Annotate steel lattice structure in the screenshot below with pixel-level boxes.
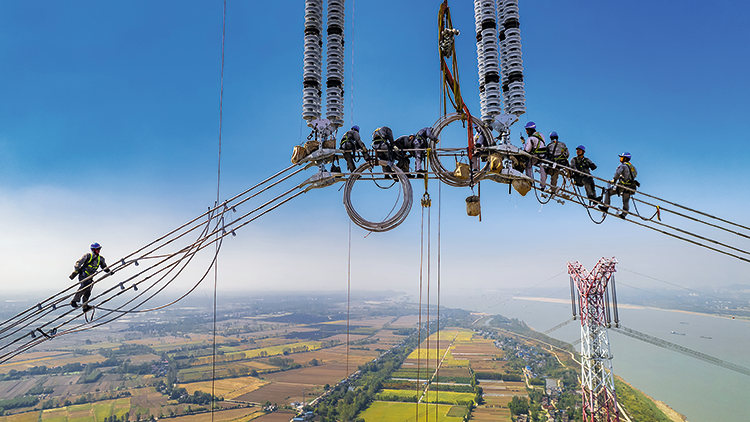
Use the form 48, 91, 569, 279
568, 257, 620, 422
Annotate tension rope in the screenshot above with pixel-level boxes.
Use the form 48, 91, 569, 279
210, 0, 228, 418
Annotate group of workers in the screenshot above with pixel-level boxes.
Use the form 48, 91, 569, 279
522, 121, 639, 218
66, 122, 637, 313
338, 125, 437, 177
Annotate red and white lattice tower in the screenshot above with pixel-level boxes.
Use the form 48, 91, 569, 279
568, 257, 620, 422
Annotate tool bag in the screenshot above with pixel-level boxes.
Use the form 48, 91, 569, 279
454, 157, 471, 179
465, 195, 481, 217
322, 138, 336, 149
512, 179, 532, 196
291, 145, 308, 164
488, 153, 503, 173
304, 140, 320, 155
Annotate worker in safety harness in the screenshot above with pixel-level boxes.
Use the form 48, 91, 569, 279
393, 134, 416, 176
570, 145, 601, 204
414, 127, 436, 175
546, 131, 570, 193
520, 121, 547, 190
340, 125, 371, 172
599, 152, 639, 218
69, 242, 112, 312
371, 126, 395, 177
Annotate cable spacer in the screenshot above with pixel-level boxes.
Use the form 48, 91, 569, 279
133, 284, 138, 291
119, 282, 125, 291
37, 303, 42, 311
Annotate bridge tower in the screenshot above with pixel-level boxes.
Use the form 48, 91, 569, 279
568, 257, 620, 422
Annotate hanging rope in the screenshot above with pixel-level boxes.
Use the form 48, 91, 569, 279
435, 181, 441, 422
415, 197, 426, 420
211, 1, 227, 418
346, 219, 352, 378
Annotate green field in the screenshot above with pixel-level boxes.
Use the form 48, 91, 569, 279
376, 389, 418, 402
359, 401, 463, 422
422, 390, 475, 405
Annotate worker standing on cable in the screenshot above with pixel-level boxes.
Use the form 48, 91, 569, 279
546, 131, 570, 193
69, 243, 112, 312
521, 121, 547, 190
339, 125, 370, 172
414, 127, 436, 175
570, 145, 600, 204
372, 126, 395, 177
599, 152, 639, 218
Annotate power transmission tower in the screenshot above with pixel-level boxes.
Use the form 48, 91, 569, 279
568, 257, 620, 422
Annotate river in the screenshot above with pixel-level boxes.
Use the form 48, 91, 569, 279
443, 292, 750, 422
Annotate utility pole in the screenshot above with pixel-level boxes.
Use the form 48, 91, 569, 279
568, 257, 620, 422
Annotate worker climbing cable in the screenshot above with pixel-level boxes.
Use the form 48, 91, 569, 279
69, 243, 112, 312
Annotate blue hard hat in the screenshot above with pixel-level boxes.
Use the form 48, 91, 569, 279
576, 145, 586, 152
351, 125, 360, 132
91, 242, 102, 250
619, 152, 631, 159
549, 131, 558, 139
524, 121, 536, 129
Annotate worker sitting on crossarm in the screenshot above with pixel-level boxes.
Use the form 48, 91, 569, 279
372, 126, 395, 177
339, 125, 371, 172
393, 134, 416, 175
69, 242, 112, 312
414, 127, 436, 174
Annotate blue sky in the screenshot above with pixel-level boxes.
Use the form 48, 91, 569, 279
1, 0, 749, 299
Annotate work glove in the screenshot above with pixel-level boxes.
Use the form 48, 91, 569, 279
69, 272, 77, 280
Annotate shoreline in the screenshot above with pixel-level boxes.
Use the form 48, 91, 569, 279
512, 296, 749, 321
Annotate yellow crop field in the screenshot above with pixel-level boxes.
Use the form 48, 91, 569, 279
192, 341, 322, 366
359, 401, 462, 422
0, 412, 40, 422
178, 376, 268, 399
407, 347, 447, 361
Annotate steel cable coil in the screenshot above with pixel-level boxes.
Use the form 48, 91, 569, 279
343, 160, 413, 232
428, 112, 493, 187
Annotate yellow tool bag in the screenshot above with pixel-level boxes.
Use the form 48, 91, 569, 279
291, 145, 307, 164
488, 153, 503, 173
454, 161, 471, 179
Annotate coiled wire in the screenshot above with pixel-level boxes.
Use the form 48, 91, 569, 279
343, 159, 413, 232
428, 112, 493, 187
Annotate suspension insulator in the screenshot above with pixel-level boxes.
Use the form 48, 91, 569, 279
474, 0, 488, 120
326, 0, 346, 128
479, 0, 501, 120
498, 0, 525, 116
303, 0, 324, 123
